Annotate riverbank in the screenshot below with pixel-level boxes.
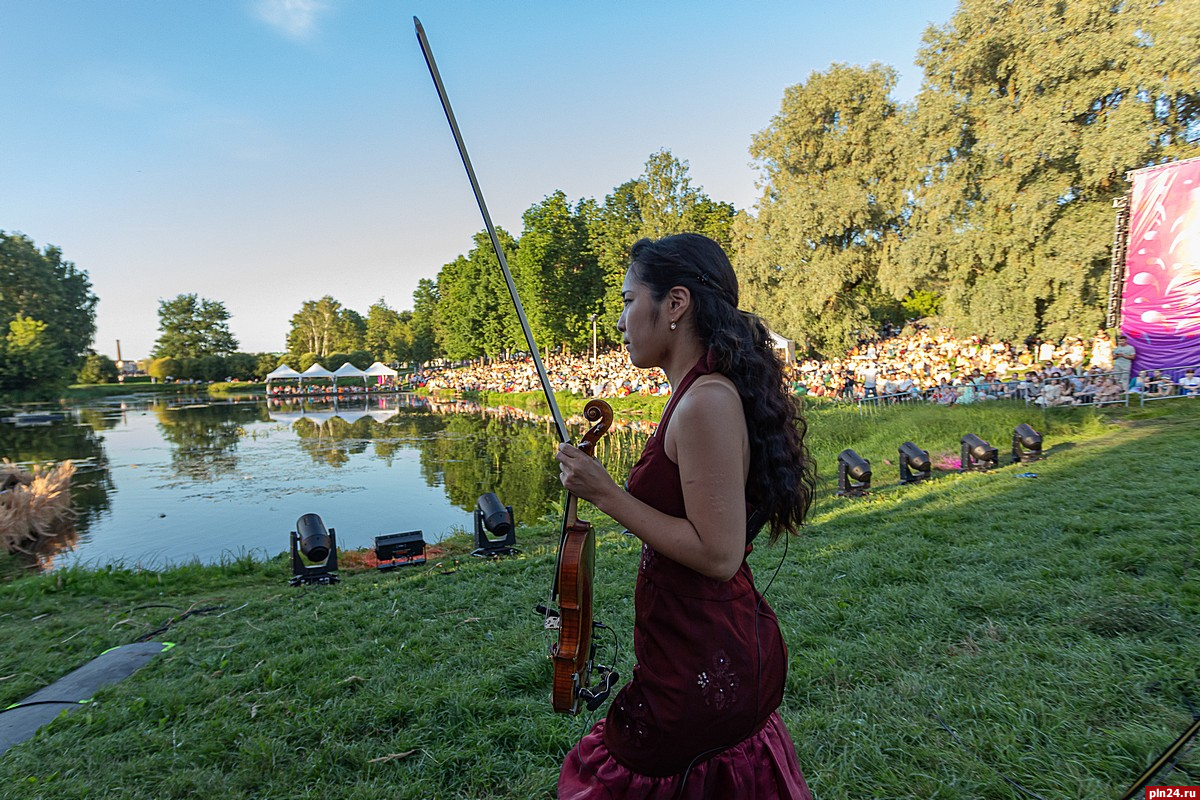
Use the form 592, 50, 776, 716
2, 400, 1197, 797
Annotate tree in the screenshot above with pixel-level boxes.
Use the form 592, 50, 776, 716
365, 300, 408, 363
589, 152, 736, 343
738, 63, 906, 355
256, 353, 284, 379
152, 294, 238, 358
434, 230, 522, 360
409, 279, 439, 366
77, 353, 119, 384
147, 357, 178, 382
892, 0, 1200, 341
0, 232, 98, 392
512, 191, 604, 353
286, 296, 361, 358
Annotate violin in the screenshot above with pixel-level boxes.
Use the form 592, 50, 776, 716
549, 399, 614, 714
415, 18, 618, 716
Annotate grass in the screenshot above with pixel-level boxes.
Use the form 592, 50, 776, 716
0, 400, 1198, 798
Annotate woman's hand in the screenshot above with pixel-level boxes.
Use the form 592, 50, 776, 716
556, 442, 620, 505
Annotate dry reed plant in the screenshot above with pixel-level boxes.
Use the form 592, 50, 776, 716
0, 459, 77, 556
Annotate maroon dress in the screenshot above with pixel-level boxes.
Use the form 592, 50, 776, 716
559, 354, 812, 799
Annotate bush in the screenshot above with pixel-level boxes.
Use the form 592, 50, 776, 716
76, 353, 118, 384
147, 357, 178, 382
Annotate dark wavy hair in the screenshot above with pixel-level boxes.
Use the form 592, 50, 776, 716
629, 233, 816, 542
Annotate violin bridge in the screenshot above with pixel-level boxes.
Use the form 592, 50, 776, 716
544, 615, 561, 631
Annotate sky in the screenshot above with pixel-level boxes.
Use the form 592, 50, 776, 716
1, 0, 960, 360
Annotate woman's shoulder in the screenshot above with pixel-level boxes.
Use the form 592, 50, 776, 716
671, 374, 744, 428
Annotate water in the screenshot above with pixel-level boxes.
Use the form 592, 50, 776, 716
0, 393, 650, 570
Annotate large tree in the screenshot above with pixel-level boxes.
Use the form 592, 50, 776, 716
409, 278, 439, 366
153, 294, 238, 358
589, 151, 736, 343
892, 0, 1200, 341
738, 63, 906, 356
434, 230, 522, 360
286, 296, 363, 359
512, 191, 604, 354
0, 232, 97, 392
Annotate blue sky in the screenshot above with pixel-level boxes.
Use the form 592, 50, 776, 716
0, 0, 959, 360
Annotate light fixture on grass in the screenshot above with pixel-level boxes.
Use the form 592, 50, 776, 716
837, 449, 871, 497
960, 434, 998, 472
1011, 423, 1044, 464
375, 531, 427, 571
473, 492, 519, 557
898, 441, 932, 485
289, 513, 339, 585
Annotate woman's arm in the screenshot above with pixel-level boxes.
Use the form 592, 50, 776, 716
556, 377, 750, 581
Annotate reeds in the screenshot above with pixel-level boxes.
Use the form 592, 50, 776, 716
0, 459, 77, 559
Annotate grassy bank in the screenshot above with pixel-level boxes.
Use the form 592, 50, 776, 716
1, 401, 1197, 798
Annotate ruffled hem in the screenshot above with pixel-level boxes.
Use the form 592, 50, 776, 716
558, 712, 811, 799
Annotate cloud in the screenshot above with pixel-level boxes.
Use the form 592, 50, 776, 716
253, 0, 330, 41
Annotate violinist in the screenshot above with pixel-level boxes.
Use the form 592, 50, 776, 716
556, 234, 816, 799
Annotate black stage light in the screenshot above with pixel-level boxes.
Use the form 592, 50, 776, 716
375, 531, 426, 570
898, 441, 932, 485
473, 492, 519, 557
1012, 423, 1044, 464
960, 434, 998, 472
837, 449, 871, 497
289, 513, 339, 585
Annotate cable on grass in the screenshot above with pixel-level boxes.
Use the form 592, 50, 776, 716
930, 707, 1053, 800
0, 699, 92, 715
134, 603, 224, 643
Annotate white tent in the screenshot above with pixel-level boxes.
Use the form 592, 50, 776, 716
363, 361, 399, 391
301, 363, 335, 379
768, 330, 795, 363
332, 362, 367, 384
363, 361, 398, 377
264, 364, 302, 383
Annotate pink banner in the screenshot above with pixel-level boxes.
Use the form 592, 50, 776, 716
1121, 157, 1200, 371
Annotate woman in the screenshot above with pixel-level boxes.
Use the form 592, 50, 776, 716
556, 234, 816, 799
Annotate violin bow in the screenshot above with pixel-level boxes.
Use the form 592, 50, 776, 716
413, 16, 568, 445
414, 17, 616, 714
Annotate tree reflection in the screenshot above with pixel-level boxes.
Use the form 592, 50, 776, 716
153, 400, 266, 482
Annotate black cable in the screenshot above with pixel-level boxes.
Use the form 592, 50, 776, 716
134, 604, 223, 642
1, 699, 91, 714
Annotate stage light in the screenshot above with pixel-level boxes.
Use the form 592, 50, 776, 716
375, 531, 426, 570
837, 449, 871, 497
960, 434, 998, 472
473, 492, 519, 557
898, 441, 931, 484
1011, 423, 1044, 464
289, 513, 339, 585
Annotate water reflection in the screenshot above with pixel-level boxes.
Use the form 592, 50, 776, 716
154, 401, 267, 481
0, 393, 654, 569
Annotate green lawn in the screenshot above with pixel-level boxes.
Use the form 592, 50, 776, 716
1, 400, 1197, 798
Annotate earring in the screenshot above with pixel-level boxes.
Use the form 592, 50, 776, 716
670, 321, 677, 331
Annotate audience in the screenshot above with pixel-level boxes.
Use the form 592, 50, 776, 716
393, 322, 1198, 411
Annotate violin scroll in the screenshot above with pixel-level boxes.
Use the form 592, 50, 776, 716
577, 399, 613, 456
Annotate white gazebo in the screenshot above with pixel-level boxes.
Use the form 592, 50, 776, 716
768, 330, 796, 363
264, 364, 302, 385
332, 362, 367, 388
363, 361, 399, 390
300, 363, 335, 391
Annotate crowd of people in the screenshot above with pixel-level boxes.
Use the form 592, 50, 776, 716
416, 348, 671, 398
408, 324, 1200, 409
